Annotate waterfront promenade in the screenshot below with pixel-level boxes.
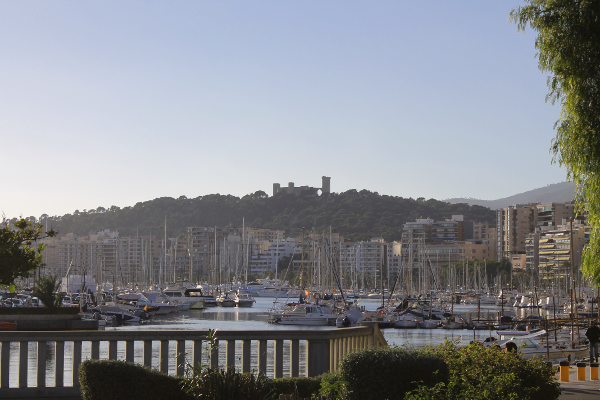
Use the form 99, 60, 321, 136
558, 366, 600, 399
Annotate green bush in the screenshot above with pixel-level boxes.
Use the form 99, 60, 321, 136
79, 359, 192, 400
405, 340, 561, 400
318, 371, 348, 400
182, 366, 275, 400
269, 376, 322, 398
339, 347, 449, 400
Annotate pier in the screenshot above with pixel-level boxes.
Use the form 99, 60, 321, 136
0, 325, 386, 399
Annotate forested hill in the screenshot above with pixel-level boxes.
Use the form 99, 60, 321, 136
43, 190, 496, 242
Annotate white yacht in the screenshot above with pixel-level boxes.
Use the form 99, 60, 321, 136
496, 330, 587, 361
163, 288, 206, 310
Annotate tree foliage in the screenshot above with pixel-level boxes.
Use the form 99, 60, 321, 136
0, 218, 57, 287
39, 190, 495, 243
510, 1, 600, 283
406, 340, 561, 400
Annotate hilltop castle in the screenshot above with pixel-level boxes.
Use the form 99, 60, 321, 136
273, 176, 330, 196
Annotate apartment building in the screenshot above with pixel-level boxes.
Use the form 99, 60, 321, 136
40, 230, 151, 288
496, 203, 538, 260
537, 220, 587, 280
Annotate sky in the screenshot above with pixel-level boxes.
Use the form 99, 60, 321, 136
0, 1, 566, 218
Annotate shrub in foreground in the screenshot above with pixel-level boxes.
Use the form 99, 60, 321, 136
318, 371, 349, 400
182, 366, 275, 400
339, 347, 449, 400
406, 340, 561, 400
269, 376, 322, 399
79, 359, 191, 400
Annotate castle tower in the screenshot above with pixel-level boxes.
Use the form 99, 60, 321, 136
273, 183, 281, 196
321, 176, 331, 194
287, 182, 295, 194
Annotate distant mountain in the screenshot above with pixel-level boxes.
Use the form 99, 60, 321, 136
444, 182, 576, 210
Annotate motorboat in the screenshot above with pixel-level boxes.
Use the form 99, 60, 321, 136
216, 292, 236, 307
277, 305, 337, 326
394, 314, 418, 329
246, 279, 292, 298
184, 288, 217, 307
359, 310, 395, 329
163, 288, 206, 310
138, 292, 180, 315
92, 304, 143, 325
336, 310, 365, 328
418, 319, 440, 329
442, 315, 467, 329
234, 290, 255, 307
496, 330, 587, 361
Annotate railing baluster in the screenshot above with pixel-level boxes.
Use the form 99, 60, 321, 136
241, 340, 251, 373
176, 340, 185, 376
125, 340, 134, 363
19, 341, 28, 388
306, 339, 330, 377
72, 341, 81, 388
192, 339, 202, 370
329, 339, 335, 371
55, 341, 65, 388
143, 340, 152, 367
290, 340, 299, 377
109, 341, 118, 360
1, 341, 9, 388
274, 339, 284, 378
332, 338, 338, 371
159, 340, 169, 373
37, 341, 46, 388
91, 341, 100, 360
210, 340, 219, 369
226, 340, 235, 370
258, 340, 267, 376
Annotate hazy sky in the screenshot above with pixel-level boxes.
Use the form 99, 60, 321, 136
1, 1, 566, 218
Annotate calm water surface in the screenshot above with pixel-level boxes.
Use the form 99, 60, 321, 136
110, 298, 507, 348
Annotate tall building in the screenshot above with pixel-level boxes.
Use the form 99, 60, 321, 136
537, 220, 587, 281
496, 204, 538, 260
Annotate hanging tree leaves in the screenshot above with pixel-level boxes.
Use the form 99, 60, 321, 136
510, 0, 600, 283
0, 218, 57, 287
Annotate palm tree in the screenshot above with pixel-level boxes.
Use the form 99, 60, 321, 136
32, 275, 63, 309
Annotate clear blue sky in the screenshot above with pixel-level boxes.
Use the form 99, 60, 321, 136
1, 1, 565, 218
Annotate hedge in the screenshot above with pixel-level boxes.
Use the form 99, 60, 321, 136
269, 376, 322, 398
339, 348, 449, 400
79, 359, 192, 400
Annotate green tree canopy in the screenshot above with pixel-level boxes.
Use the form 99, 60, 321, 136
510, 0, 600, 283
41, 190, 495, 243
0, 218, 57, 287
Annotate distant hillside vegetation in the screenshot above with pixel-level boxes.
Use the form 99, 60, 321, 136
444, 182, 576, 210
41, 190, 496, 242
